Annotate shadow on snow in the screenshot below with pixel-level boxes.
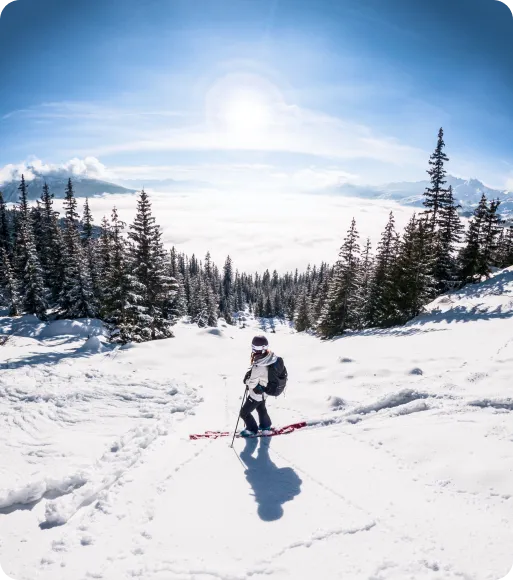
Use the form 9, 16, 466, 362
240, 437, 302, 522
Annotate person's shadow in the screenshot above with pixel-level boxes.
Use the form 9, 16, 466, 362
240, 437, 302, 521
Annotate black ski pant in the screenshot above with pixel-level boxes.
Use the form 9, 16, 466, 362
240, 396, 272, 433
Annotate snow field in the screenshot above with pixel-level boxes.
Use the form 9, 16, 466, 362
2, 269, 513, 578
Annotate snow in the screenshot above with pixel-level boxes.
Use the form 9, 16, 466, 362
2, 271, 513, 579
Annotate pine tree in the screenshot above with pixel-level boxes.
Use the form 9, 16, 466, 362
318, 218, 361, 337
81, 198, 100, 300
422, 128, 450, 230
18, 174, 29, 218
59, 179, 97, 318
355, 238, 373, 329
0, 191, 12, 257
294, 288, 312, 332
128, 190, 175, 340
169, 272, 188, 319
81, 198, 94, 241
221, 255, 234, 323
38, 183, 64, 301
22, 232, 49, 319
478, 198, 502, 278
103, 208, 143, 343
434, 185, 463, 291
97, 215, 112, 304
0, 248, 20, 316
392, 215, 436, 323
366, 212, 399, 327
496, 226, 513, 268
459, 194, 488, 285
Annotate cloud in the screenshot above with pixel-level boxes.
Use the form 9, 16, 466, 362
0, 156, 108, 185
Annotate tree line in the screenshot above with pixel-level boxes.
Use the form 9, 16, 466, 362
1, 128, 512, 342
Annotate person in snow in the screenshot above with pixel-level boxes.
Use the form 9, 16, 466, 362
239, 335, 287, 437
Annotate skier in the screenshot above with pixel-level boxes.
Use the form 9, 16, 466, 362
239, 335, 287, 437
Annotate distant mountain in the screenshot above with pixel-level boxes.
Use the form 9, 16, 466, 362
0, 174, 136, 202
329, 175, 513, 216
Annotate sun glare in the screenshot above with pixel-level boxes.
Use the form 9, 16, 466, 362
223, 91, 271, 134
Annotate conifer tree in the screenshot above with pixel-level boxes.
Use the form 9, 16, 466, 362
356, 238, 373, 329
318, 218, 361, 337
97, 215, 112, 303
38, 183, 64, 300
478, 198, 502, 278
221, 255, 234, 323
128, 190, 175, 340
58, 179, 97, 318
458, 194, 488, 285
102, 209, 138, 342
423, 128, 449, 230
434, 185, 463, 291
22, 232, 49, 319
392, 215, 436, 323
0, 191, 11, 257
294, 289, 312, 332
169, 273, 188, 319
0, 248, 20, 316
18, 174, 29, 218
496, 226, 513, 268
81, 198, 100, 299
366, 212, 399, 327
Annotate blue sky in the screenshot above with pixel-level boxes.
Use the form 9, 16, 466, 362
1, 0, 513, 189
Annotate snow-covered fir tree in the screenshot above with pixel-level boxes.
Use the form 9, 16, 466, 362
38, 183, 64, 301
81, 198, 101, 300
0, 248, 20, 316
102, 208, 143, 343
0, 191, 12, 258
318, 218, 361, 338
294, 288, 312, 332
433, 185, 463, 292
391, 214, 436, 323
477, 198, 502, 279
356, 237, 373, 329
128, 189, 176, 340
458, 194, 488, 285
58, 179, 97, 318
366, 212, 399, 327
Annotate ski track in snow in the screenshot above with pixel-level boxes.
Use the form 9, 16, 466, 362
3, 271, 513, 579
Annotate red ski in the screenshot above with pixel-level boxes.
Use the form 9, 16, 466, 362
189, 421, 308, 440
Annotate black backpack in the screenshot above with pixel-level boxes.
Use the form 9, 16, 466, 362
265, 357, 288, 397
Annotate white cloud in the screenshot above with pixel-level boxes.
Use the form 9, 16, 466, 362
0, 156, 108, 185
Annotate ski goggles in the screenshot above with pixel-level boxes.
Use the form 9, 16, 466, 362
251, 344, 268, 353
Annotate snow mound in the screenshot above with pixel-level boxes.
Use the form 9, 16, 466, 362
353, 389, 430, 415
0, 473, 87, 510
38, 318, 106, 340
327, 396, 346, 410
76, 336, 108, 354
201, 327, 224, 338
468, 398, 513, 411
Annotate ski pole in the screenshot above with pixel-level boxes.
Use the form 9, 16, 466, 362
230, 386, 249, 448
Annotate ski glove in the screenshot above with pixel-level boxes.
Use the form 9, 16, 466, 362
243, 370, 251, 385
253, 384, 265, 394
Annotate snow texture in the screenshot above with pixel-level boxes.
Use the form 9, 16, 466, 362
2, 269, 513, 579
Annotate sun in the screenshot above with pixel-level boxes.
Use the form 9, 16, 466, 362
222, 90, 271, 134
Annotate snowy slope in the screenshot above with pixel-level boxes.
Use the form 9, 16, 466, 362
2, 272, 513, 579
